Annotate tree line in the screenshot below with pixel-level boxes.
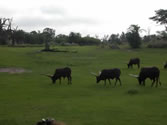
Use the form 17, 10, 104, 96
0, 9, 167, 49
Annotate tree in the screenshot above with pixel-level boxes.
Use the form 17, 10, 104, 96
156, 31, 167, 40
126, 25, 141, 48
54, 34, 68, 44
149, 9, 167, 31
68, 32, 81, 44
43, 28, 55, 50
120, 32, 127, 43
108, 34, 120, 44
101, 35, 109, 43
13, 30, 25, 44
0, 18, 12, 44
80, 36, 101, 45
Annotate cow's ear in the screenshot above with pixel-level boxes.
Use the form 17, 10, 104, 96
40, 74, 52, 78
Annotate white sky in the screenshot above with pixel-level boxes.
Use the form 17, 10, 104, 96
0, 0, 167, 37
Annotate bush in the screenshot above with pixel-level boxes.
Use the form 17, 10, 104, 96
99, 43, 120, 49
147, 41, 167, 48
108, 44, 120, 49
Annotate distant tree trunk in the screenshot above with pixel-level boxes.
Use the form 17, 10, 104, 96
43, 27, 55, 51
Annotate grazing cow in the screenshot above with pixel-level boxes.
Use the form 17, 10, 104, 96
129, 66, 161, 87
127, 58, 140, 69
36, 118, 66, 125
42, 67, 72, 84
164, 62, 167, 69
92, 68, 121, 86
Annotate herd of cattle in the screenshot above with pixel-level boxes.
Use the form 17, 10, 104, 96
42, 58, 167, 87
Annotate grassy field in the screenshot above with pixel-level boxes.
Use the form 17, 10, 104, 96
0, 46, 167, 125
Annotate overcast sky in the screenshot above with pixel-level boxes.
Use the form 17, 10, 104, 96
0, 0, 167, 37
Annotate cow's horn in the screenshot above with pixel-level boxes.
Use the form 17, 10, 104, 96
42, 118, 46, 121
40, 74, 52, 78
91, 72, 97, 76
129, 74, 139, 78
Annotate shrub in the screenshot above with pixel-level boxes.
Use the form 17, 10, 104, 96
108, 44, 120, 49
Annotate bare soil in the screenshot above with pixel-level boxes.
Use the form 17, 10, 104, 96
0, 67, 31, 74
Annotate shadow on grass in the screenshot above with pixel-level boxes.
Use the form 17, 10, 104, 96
127, 88, 139, 95
41, 48, 77, 53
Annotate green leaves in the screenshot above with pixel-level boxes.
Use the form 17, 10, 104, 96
126, 25, 141, 48
149, 9, 167, 26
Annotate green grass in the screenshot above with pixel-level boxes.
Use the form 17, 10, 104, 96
0, 46, 167, 125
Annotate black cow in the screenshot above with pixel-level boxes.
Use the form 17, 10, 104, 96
129, 66, 161, 87
164, 62, 167, 69
127, 58, 140, 69
92, 68, 121, 86
42, 67, 72, 84
36, 118, 65, 125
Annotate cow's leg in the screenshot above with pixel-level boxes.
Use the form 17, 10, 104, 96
67, 77, 69, 84
138, 63, 140, 69
155, 78, 159, 87
118, 77, 122, 86
143, 81, 145, 86
70, 76, 72, 84
159, 78, 161, 86
108, 79, 111, 85
59, 78, 61, 84
114, 79, 118, 86
104, 79, 106, 86
151, 79, 155, 87
68, 76, 72, 85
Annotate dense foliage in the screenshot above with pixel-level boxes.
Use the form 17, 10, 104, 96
126, 25, 141, 48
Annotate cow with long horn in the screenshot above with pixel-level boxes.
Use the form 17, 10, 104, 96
91, 68, 121, 86
41, 67, 72, 84
127, 58, 140, 69
129, 66, 161, 87
36, 118, 66, 125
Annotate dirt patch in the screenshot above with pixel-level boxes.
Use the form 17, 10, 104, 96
0, 67, 32, 74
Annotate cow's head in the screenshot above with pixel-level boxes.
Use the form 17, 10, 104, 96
127, 62, 132, 68
138, 77, 142, 85
91, 72, 100, 83
41, 74, 55, 84
96, 75, 101, 83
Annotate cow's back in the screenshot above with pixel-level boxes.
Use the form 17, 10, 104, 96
130, 58, 140, 64
140, 67, 160, 79
55, 67, 71, 77
100, 68, 121, 79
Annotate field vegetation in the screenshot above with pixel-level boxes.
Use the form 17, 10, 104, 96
0, 46, 167, 125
